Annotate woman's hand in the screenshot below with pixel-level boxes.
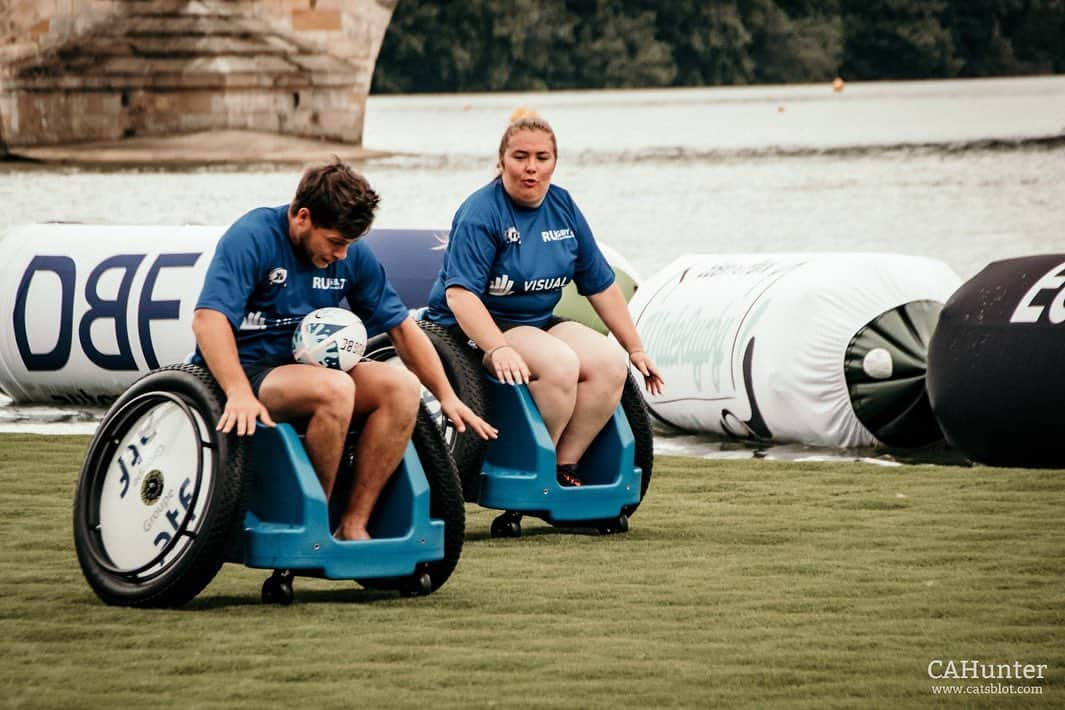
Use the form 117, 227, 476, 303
629, 350, 664, 396
483, 344, 531, 385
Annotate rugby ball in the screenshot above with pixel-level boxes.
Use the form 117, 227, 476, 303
292, 307, 367, 371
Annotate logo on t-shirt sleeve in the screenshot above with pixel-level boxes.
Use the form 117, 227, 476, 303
488, 274, 515, 296
240, 311, 268, 330
268, 267, 287, 285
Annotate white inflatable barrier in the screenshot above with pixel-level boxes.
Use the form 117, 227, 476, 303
0, 223, 639, 406
0, 224, 220, 405
628, 253, 962, 449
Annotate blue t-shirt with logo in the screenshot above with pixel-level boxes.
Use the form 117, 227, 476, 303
193, 205, 408, 367
425, 180, 615, 328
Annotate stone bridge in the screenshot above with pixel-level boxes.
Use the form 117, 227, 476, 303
0, 1, 397, 153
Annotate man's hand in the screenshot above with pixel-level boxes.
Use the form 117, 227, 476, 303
193, 308, 276, 436
391, 316, 500, 440
437, 395, 498, 440
216, 387, 276, 436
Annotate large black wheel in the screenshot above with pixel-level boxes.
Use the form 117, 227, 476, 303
619, 371, 654, 518
364, 322, 488, 501
357, 403, 465, 594
72, 364, 248, 607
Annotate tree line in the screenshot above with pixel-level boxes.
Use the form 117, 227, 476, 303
371, 0, 1065, 93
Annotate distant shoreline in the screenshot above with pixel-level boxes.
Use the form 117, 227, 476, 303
2, 130, 397, 168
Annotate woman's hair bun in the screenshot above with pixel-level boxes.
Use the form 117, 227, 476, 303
509, 106, 541, 124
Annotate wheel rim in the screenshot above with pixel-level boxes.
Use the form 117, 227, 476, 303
418, 383, 457, 450
86, 392, 214, 581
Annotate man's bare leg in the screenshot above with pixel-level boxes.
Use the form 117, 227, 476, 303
334, 361, 422, 541
257, 364, 355, 498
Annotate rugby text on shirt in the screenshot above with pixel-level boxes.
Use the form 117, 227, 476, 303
541, 228, 575, 242
312, 276, 348, 290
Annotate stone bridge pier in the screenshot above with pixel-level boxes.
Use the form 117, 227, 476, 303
0, 1, 397, 154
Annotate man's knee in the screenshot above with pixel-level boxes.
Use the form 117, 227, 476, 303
376, 366, 422, 418
311, 370, 357, 415
263, 366, 355, 421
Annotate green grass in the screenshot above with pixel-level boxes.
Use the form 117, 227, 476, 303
1, 434, 1063, 709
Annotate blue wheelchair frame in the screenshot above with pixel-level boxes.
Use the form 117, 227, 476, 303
229, 423, 445, 584
479, 377, 642, 531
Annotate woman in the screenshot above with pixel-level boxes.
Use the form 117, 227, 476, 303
425, 109, 663, 486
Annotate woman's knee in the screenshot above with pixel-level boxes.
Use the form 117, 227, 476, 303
533, 343, 580, 389
504, 326, 580, 388
582, 342, 628, 389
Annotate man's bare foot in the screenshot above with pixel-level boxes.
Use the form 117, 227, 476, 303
334, 523, 371, 541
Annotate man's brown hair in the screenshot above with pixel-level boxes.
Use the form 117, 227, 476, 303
290, 159, 380, 240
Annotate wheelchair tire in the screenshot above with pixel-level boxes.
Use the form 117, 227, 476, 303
364, 323, 488, 502
357, 403, 465, 594
620, 370, 654, 517
72, 364, 248, 607
410, 403, 465, 592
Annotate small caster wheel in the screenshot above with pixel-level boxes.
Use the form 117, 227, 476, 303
262, 570, 294, 606
401, 571, 432, 597
490, 512, 522, 538
598, 514, 629, 535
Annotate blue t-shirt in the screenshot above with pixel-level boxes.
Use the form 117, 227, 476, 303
193, 205, 408, 367
425, 180, 615, 328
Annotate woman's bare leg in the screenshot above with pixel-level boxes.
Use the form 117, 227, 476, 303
497, 326, 580, 445
547, 321, 628, 466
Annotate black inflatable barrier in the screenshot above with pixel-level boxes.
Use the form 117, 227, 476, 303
844, 300, 945, 448
926, 254, 1065, 468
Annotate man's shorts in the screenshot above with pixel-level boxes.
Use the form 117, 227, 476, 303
243, 362, 281, 398
243, 357, 370, 397
447, 315, 568, 353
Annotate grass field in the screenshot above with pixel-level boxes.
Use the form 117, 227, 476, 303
1, 433, 1063, 709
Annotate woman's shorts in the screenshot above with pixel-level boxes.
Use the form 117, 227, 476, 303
447, 315, 568, 353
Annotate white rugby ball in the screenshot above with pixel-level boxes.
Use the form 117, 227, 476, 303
292, 307, 367, 371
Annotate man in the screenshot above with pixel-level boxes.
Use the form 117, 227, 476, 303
192, 160, 496, 541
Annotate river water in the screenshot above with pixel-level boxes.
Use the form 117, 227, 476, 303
2, 76, 1063, 461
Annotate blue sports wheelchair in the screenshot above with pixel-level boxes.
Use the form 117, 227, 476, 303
365, 321, 654, 538
73, 364, 464, 607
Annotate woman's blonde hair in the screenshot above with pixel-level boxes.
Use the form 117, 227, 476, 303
497, 107, 557, 165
